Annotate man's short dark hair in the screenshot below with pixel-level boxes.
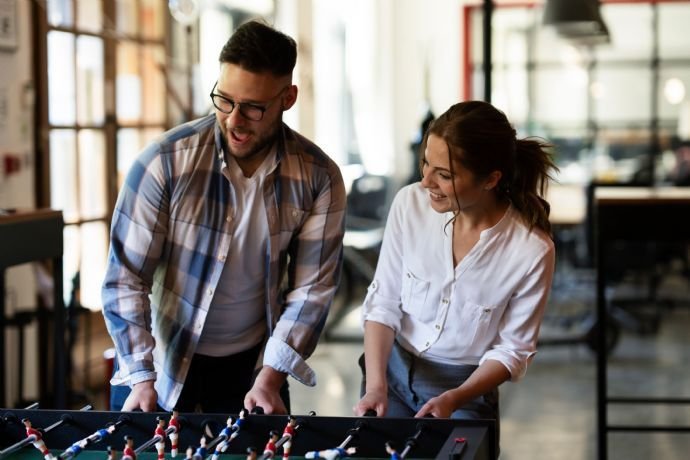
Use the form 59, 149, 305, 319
219, 20, 297, 77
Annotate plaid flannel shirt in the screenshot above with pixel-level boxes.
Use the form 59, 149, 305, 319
102, 114, 345, 410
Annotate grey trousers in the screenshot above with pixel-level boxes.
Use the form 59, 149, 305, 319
360, 341, 500, 450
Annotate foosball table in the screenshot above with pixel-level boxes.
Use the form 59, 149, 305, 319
0, 408, 495, 460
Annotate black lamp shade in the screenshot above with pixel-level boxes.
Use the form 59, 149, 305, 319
543, 0, 610, 44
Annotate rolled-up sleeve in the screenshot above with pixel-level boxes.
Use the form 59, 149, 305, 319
268, 158, 346, 385
360, 190, 407, 333
479, 242, 555, 381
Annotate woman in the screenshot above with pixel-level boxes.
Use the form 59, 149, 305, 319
354, 101, 557, 427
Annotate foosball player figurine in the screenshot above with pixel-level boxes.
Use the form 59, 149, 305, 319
192, 436, 207, 460
262, 431, 280, 459
281, 416, 297, 460
211, 409, 248, 460
62, 439, 88, 458
211, 415, 233, 460
106, 445, 116, 460
154, 417, 166, 460
122, 436, 136, 460
23, 418, 56, 460
185, 446, 194, 460
385, 441, 401, 460
304, 447, 357, 460
167, 409, 181, 457
246, 447, 258, 460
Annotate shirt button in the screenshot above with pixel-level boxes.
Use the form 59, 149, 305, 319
425, 342, 430, 347
435, 324, 440, 330
292, 210, 298, 217
219, 254, 226, 261
406, 273, 411, 278
226, 216, 232, 223
483, 308, 491, 313
442, 299, 449, 304
207, 288, 214, 296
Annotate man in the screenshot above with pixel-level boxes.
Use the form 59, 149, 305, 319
102, 20, 345, 414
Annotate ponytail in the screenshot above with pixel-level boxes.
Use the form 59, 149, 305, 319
506, 138, 557, 236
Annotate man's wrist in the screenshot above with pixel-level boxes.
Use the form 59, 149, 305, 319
254, 366, 287, 391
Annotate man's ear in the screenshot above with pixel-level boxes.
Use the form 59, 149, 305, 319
282, 85, 298, 110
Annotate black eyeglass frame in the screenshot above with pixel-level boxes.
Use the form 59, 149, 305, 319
209, 82, 289, 121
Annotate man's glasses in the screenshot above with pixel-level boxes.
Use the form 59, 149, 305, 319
209, 82, 288, 121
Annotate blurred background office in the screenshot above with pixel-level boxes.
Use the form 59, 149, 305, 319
1, 1, 690, 459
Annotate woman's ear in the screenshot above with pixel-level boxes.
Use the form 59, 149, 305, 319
484, 170, 503, 191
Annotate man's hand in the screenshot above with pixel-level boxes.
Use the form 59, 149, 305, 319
244, 366, 287, 415
122, 380, 158, 412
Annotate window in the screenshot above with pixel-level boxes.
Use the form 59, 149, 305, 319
35, 0, 168, 309
467, 1, 690, 185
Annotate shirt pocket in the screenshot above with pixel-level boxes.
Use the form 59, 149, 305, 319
400, 270, 434, 323
278, 205, 306, 249
458, 301, 499, 346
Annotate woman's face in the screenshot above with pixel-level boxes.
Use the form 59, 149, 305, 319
420, 134, 489, 213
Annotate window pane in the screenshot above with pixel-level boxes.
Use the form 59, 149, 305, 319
592, 67, 652, 123
50, 129, 78, 222
76, 35, 105, 125
80, 221, 109, 310
76, 0, 102, 33
140, 0, 165, 40
117, 128, 163, 189
533, 67, 588, 124
659, 4, 690, 60
116, 0, 138, 36
48, 31, 76, 126
492, 8, 531, 66
116, 41, 142, 123
535, 26, 583, 65
142, 45, 166, 124
492, 66, 528, 125
659, 66, 690, 122
62, 224, 80, 306
595, 4, 653, 62
47, 0, 73, 27
78, 130, 107, 220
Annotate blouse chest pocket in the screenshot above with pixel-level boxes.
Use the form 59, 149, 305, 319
400, 270, 435, 323
457, 301, 499, 345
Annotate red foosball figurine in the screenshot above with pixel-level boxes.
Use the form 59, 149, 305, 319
262, 431, 280, 459
281, 416, 297, 459
154, 417, 166, 460
22, 418, 55, 460
122, 436, 136, 460
167, 409, 181, 457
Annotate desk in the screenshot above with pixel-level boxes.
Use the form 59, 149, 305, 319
0, 210, 66, 408
594, 187, 690, 460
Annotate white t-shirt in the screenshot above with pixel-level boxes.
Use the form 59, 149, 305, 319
361, 183, 555, 381
196, 150, 278, 357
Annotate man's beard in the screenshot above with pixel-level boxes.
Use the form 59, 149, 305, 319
224, 114, 283, 162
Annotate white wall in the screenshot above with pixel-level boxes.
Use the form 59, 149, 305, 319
0, 0, 39, 405
391, 0, 464, 182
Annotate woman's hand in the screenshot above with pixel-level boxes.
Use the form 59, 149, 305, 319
414, 390, 458, 418
354, 388, 387, 417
